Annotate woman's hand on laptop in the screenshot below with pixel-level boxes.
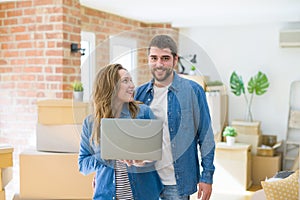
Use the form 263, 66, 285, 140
132, 160, 146, 167
121, 160, 151, 167
121, 160, 133, 166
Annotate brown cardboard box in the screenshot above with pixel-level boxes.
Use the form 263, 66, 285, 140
236, 133, 262, 155
37, 99, 89, 125
0, 146, 13, 168
179, 75, 207, 90
0, 167, 13, 190
256, 147, 275, 156
261, 135, 277, 146
256, 141, 282, 157
20, 149, 94, 199
0, 190, 5, 200
13, 194, 90, 200
252, 154, 282, 185
36, 124, 82, 153
213, 142, 252, 191
232, 120, 261, 135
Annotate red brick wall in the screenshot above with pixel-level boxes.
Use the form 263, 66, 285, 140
0, 0, 177, 155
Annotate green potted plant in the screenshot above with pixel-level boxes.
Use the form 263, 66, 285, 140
222, 126, 238, 145
188, 65, 196, 75
230, 71, 270, 122
72, 81, 84, 101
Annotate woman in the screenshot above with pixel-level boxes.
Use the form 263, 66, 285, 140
78, 64, 163, 200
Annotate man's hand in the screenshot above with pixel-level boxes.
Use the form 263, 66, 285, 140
197, 182, 212, 200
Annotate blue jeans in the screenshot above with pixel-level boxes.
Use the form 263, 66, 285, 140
159, 185, 190, 200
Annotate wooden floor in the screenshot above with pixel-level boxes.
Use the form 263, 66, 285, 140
190, 185, 262, 200
8, 179, 262, 200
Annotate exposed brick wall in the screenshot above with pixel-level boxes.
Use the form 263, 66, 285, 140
0, 0, 178, 156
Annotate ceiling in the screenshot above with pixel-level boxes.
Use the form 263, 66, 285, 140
79, 0, 300, 27
0, 0, 299, 27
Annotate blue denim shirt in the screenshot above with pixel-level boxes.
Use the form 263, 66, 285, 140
78, 103, 163, 200
135, 72, 215, 196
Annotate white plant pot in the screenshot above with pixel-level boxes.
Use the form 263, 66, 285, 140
189, 70, 196, 75
226, 136, 236, 146
73, 91, 83, 102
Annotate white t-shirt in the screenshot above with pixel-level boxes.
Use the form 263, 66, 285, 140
150, 85, 176, 185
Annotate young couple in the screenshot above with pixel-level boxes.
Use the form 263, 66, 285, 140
78, 35, 215, 200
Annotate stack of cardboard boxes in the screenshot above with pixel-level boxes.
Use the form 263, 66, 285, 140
232, 120, 262, 155
0, 146, 13, 200
213, 142, 252, 192
252, 135, 282, 186
16, 99, 95, 200
231, 120, 282, 186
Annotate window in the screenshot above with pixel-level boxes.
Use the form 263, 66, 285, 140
109, 36, 137, 84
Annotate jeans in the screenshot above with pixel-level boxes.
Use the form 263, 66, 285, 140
160, 185, 190, 200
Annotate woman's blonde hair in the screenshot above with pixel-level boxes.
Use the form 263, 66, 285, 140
91, 63, 139, 145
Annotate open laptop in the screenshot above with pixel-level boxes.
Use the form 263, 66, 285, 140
100, 118, 163, 160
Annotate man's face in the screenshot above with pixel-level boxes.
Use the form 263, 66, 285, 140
148, 47, 177, 85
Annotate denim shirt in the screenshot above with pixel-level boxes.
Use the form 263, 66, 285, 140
78, 103, 163, 200
135, 72, 215, 196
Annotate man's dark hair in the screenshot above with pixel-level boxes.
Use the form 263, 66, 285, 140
148, 35, 178, 57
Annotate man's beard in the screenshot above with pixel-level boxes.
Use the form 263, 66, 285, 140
151, 67, 173, 82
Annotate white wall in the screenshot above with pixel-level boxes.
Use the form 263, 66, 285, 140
180, 23, 300, 140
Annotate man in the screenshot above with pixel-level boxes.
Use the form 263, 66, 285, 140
135, 35, 215, 200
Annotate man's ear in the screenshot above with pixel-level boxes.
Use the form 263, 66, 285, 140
173, 55, 178, 66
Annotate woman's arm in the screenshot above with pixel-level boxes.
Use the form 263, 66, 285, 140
78, 116, 113, 175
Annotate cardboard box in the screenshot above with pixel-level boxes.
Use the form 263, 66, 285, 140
20, 149, 94, 199
236, 133, 262, 155
232, 120, 261, 135
261, 135, 277, 146
36, 124, 82, 153
0, 146, 13, 168
256, 141, 282, 157
256, 147, 275, 156
206, 91, 228, 143
213, 142, 252, 191
13, 194, 90, 200
37, 99, 89, 125
0, 167, 13, 189
252, 154, 282, 185
0, 190, 5, 200
179, 75, 207, 90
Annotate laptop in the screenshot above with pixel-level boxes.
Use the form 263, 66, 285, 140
100, 118, 163, 160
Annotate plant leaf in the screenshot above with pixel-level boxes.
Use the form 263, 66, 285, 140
230, 71, 245, 96
247, 71, 269, 95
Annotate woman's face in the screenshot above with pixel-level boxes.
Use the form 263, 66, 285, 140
117, 69, 135, 103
